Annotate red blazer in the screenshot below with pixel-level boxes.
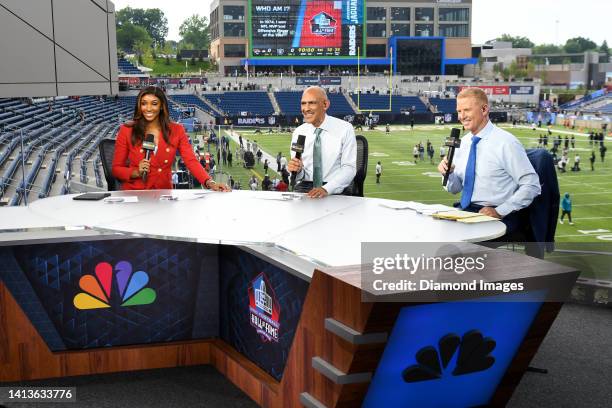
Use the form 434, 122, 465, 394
112, 122, 210, 190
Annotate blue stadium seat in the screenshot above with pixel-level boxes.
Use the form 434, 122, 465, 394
350, 94, 428, 114
170, 95, 216, 114
429, 97, 456, 113
117, 58, 145, 75
274, 91, 302, 115
274, 91, 355, 116
327, 93, 355, 115
205, 92, 274, 116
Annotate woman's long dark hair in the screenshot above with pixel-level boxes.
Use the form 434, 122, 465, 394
127, 86, 172, 146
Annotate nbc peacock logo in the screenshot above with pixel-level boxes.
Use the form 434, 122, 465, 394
73, 261, 156, 310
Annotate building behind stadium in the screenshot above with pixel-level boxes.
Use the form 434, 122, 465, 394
209, 0, 474, 77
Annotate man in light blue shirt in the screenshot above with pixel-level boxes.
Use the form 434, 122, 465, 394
438, 88, 541, 238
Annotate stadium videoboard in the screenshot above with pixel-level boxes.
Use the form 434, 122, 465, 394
249, 0, 364, 58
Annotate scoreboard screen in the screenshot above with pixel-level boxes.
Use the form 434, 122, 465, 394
250, 0, 364, 57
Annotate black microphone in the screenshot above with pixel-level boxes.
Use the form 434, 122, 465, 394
142, 134, 155, 183
290, 134, 306, 190
442, 128, 461, 187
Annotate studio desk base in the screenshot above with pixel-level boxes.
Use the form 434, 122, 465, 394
0, 236, 578, 407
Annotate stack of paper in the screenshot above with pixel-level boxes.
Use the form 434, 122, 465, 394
432, 210, 497, 223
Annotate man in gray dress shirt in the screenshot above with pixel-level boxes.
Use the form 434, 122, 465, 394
287, 86, 357, 198
437, 88, 541, 238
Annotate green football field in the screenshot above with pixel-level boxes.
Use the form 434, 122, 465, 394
228, 124, 612, 245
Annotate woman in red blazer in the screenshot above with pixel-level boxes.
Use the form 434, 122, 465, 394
112, 86, 230, 191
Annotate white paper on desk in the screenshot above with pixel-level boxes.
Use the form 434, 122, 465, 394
257, 193, 303, 201
104, 196, 139, 203
164, 191, 211, 201
380, 201, 452, 214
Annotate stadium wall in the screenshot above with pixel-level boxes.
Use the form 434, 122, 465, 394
158, 75, 539, 104
0, 0, 119, 98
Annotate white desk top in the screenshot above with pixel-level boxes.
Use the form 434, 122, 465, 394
3, 190, 505, 267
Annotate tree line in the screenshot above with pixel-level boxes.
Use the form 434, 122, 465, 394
495, 34, 609, 56
115, 7, 210, 64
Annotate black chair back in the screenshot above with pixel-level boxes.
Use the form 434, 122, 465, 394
525, 148, 560, 257
343, 135, 369, 196
98, 138, 119, 191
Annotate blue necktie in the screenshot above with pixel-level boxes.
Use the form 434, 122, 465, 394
460, 136, 481, 209
313, 128, 323, 188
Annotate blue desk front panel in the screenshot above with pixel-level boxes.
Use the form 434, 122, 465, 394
364, 292, 545, 407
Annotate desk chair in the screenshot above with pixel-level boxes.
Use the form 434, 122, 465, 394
98, 138, 120, 191
456, 149, 559, 259
524, 148, 560, 258
342, 135, 368, 197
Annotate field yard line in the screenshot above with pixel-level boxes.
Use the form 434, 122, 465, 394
555, 234, 607, 238
556, 174, 612, 178
560, 181, 612, 186
365, 186, 455, 193
504, 125, 612, 140
558, 192, 612, 196
559, 181, 611, 190
573, 203, 612, 207
573, 216, 612, 220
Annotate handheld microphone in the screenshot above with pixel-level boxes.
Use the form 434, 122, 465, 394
290, 134, 306, 190
142, 134, 155, 183
442, 128, 461, 187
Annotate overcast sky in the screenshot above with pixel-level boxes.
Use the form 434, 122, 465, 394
111, 0, 610, 46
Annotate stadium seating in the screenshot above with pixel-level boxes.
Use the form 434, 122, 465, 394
205, 91, 274, 116
429, 97, 456, 113
0, 94, 140, 204
80, 124, 116, 184
274, 91, 302, 115
273, 91, 356, 116
93, 155, 104, 188
11, 126, 68, 205
327, 92, 356, 115
170, 94, 216, 115
350, 94, 428, 114
38, 127, 75, 198
598, 103, 612, 114
118, 57, 145, 75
